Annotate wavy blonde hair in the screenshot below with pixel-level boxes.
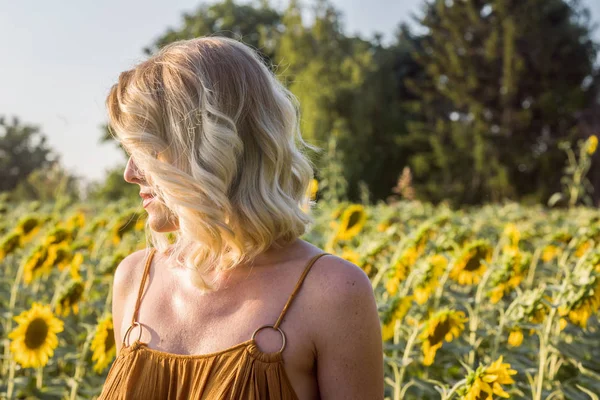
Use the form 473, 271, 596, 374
106, 36, 321, 292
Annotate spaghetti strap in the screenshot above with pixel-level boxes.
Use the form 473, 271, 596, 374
273, 252, 329, 329
122, 247, 157, 347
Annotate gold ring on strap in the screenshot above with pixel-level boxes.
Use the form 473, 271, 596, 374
251, 324, 286, 353
123, 321, 143, 346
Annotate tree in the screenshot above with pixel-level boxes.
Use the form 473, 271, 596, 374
404, 0, 599, 204
84, 165, 139, 202
142, 0, 281, 60
273, 0, 411, 201
10, 160, 81, 203
0, 115, 59, 192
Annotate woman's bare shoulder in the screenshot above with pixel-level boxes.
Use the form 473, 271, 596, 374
303, 253, 374, 313
294, 252, 375, 337
111, 248, 155, 351
113, 248, 154, 290
302, 253, 384, 398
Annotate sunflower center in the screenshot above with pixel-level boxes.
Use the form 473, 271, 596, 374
430, 318, 452, 346
345, 212, 362, 230
464, 248, 487, 271
25, 318, 49, 349
105, 328, 116, 350
22, 219, 38, 234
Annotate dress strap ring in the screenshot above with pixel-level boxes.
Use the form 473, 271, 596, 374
251, 324, 286, 353
123, 321, 143, 346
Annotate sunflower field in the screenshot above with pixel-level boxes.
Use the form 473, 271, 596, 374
1, 195, 600, 399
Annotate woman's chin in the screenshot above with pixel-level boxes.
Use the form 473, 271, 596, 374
147, 214, 179, 233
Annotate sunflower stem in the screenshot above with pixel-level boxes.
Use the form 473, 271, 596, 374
534, 280, 566, 400
69, 328, 94, 400
2, 255, 26, 376
5, 359, 16, 399
50, 266, 71, 311
103, 280, 114, 315
36, 366, 43, 389
468, 264, 493, 369
398, 323, 420, 395
491, 297, 519, 360
433, 259, 451, 310
392, 319, 402, 400
524, 247, 541, 290
441, 378, 467, 400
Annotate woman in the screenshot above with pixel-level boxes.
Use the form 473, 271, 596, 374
98, 36, 383, 399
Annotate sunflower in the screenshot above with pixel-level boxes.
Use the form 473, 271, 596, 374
23, 245, 51, 285
64, 210, 86, 231
55, 280, 85, 317
376, 221, 390, 232
507, 327, 523, 347
330, 203, 347, 221
449, 240, 492, 286
385, 246, 420, 296
524, 295, 553, 335
382, 296, 413, 342
70, 252, 84, 281
15, 215, 43, 245
575, 240, 593, 258
587, 134, 598, 155
111, 210, 142, 245
335, 204, 367, 241
558, 279, 600, 329
541, 245, 561, 262
0, 232, 21, 262
459, 355, 517, 400
8, 302, 64, 368
340, 247, 370, 275
307, 178, 318, 201
488, 248, 530, 304
412, 221, 439, 253
90, 314, 117, 373
502, 223, 520, 248
413, 254, 447, 305
134, 215, 147, 232
44, 226, 73, 247
419, 308, 467, 366
45, 243, 72, 271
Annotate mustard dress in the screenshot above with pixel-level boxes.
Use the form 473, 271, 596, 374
97, 247, 329, 399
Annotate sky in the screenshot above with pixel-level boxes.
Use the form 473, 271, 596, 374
1, 0, 599, 185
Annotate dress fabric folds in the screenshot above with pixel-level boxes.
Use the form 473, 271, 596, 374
97, 247, 330, 400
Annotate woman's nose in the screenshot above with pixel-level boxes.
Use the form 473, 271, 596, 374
124, 157, 144, 184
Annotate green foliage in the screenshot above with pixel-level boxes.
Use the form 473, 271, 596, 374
549, 135, 598, 207
84, 165, 139, 203
0, 116, 58, 193
142, 0, 281, 60
123, 0, 417, 203
95, 0, 600, 207
9, 162, 81, 204
403, 0, 599, 205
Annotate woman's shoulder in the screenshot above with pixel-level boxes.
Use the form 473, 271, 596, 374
111, 248, 156, 352
299, 252, 383, 398
112, 248, 155, 290
302, 252, 374, 312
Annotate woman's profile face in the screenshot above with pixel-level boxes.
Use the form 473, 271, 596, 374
123, 156, 179, 233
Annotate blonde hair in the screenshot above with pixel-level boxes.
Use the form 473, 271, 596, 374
106, 36, 321, 292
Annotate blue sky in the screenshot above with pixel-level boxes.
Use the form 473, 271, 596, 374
1, 0, 599, 184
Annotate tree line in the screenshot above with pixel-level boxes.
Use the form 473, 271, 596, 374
2, 0, 599, 206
